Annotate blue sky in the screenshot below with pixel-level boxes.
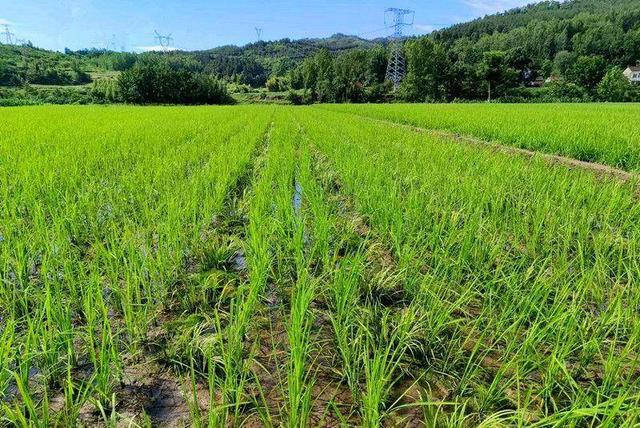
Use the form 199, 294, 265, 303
0, 0, 532, 52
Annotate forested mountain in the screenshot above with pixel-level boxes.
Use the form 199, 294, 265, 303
436, 0, 640, 41
1, 0, 639, 104
184, 34, 384, 87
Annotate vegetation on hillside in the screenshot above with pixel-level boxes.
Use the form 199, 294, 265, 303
1, 0, 639, 104
0, 44, 91, 86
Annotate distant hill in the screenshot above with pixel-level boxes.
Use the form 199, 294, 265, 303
182, 34, 388, 86
198, 33, 384, 60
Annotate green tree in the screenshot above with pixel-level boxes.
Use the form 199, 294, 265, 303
400, 38, 449, 102
481, 51, 517, 101
266, 76, 289, 92
334, 50, 369, 102
118, 56, 231, 105
569, 55, 607, 90
314, 49, 336, 103
597, 67, 637, 102
554, 51, 576, 79
572, 22, 624, 60
301, 56, 318, 91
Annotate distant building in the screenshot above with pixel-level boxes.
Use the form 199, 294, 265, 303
529, 77, 546, 88
624, 66, 640, 84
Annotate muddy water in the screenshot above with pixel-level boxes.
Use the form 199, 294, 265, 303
293, 180, 303, 215
231, 250, 247, 271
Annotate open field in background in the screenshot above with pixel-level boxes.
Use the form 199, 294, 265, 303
322, 104, 640, 173
1, 104, 640, 427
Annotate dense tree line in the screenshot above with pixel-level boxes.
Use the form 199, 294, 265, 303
282, 47, 390, 103
114, 56, 232, 104
66, 48, 138, 71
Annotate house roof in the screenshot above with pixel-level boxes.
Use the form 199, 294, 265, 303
627, 66, 640, 72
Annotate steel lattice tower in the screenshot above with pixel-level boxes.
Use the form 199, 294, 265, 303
384, 8, 414, 90
154, 30, 174, 52
2, 24, 15, 45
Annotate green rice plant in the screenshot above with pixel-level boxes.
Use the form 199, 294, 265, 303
359, 307, 426, 427
3, 104, 640, 426
321, 103, 640, 171
0, 315, 15, 400
298, 106, 640, 425
328, 254, 366, 399
285, 268, 316, 427
0, 105, 274, 424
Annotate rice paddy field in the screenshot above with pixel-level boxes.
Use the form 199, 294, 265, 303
1, 104, 640, 427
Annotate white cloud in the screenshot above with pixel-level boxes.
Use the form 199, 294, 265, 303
0, 18, 14, 26
135, 45, 179, 52
462, 0, 533, 14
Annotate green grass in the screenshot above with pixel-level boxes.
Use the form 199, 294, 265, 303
1, 104, 640, 427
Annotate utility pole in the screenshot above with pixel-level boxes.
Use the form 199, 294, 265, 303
384, 8, 414, 90
255, 27, 263, 41
154, 30, 174, 52
2, 24, 15, 45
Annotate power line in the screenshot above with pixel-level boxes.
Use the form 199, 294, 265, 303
384, 8, 414, 90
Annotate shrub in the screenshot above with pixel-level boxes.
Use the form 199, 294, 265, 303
91, 78, 121, 103
266, 76, 289, 92
118, 56, 233, 105
597, 67, 639, 102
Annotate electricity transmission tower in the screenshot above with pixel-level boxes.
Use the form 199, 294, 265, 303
255, 27, 263, 41
106, 34, 118, 51
154, 30, 174, 52
2, 24, 15, 45
384, 8, 414, 90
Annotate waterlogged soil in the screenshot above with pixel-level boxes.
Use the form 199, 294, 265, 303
46, 359, 209, 428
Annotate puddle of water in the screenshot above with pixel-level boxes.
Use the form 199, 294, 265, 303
231, 250, 247, 271
3, 366, 41, 403
293, 179, 311, 248
293, 181, 303, 214
594, 302, 609, 318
